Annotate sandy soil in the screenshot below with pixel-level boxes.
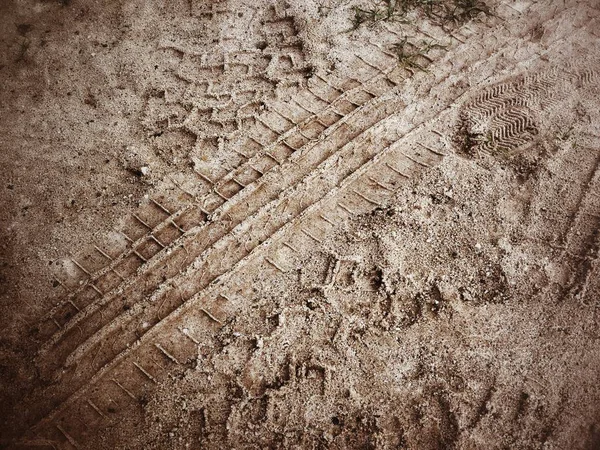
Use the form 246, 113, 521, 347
1, 0, 600, 448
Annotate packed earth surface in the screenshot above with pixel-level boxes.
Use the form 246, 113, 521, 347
1, 0, 600, 448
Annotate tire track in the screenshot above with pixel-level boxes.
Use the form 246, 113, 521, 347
37, 90, 394, 370
36, 10, 460, 371
47, 3, 314, 306
40, 24, 411, 349
42, 92, 403, 379
47, 0, 486, 306
21, 0, 597, 446
524, 133, 600, 304
558, 139, 600, 302
19, 1, 579, 444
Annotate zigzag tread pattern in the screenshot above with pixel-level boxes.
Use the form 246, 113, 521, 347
43, 11, 408, 351
40, 0, 480, 372
457, 65, 596, 156
24, 4, 461, 439
17, 0, 594, 447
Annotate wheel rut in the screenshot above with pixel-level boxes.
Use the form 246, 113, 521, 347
14, 0, 594, 447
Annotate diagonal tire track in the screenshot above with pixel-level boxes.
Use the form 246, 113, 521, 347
35, 79, 401, 380
18, 2, 582, 444
15, 1, 597, 447
34, 3, 466, 378
38, 41, 406, 351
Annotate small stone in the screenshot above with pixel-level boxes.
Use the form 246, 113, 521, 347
140, 166, 149, 176
461, 290, 473, 302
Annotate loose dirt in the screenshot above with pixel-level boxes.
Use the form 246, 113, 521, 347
1, 0, 600, 448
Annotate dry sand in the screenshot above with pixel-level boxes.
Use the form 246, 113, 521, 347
1, 0, 600, 448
